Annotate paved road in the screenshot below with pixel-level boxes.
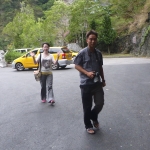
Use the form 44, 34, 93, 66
0, 58, 150, 150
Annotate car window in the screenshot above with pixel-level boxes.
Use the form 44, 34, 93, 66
49, 48, 62, 54
33, 50, 38, 55
21, 50, 26, 53
39, 49, 44, 53
14, 48, 31, 53
27, 48, 31, 52
26, 50, 38, 57
26, 53, 31, 57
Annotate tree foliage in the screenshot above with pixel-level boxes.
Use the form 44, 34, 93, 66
44, 1, 70, 46
109, 0, 147, 35
100, 6, 116, 54
1, 0, 148, 51
2, 1, 57, 49
67, 0, 104, 47
0, 0, 54, 49
3, 3, 36, 48
110, 0, 146, 18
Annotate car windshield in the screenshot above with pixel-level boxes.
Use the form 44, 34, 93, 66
49, 48, 63, 53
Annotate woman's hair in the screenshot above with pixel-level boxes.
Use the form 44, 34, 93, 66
86, 30, 98, 39
42, 42, 50, 47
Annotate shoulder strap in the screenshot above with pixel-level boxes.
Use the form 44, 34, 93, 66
94, 50, 99, 62
38, 54, 41, 71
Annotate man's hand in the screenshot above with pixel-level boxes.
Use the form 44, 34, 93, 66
86, 71, 95, 79
102, 80, 106, 87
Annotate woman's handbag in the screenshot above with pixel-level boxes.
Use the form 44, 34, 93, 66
34, 54, 41, 81
34, 70, 41, 81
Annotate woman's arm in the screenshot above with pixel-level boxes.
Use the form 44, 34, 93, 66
30, 52, 38, 64
52, 52, 60, 64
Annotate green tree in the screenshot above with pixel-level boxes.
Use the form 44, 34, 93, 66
2, 2, 36, 48
0, 0, 20, 49
20, 18, 52, 47
42, 0, 55, 10
67, 0, 104, 47
44, 0, 70, 46
0, 0, 55, 49
100, 6, 116, 54
90, 20, 97, 30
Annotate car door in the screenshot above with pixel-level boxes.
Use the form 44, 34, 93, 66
24, 49, 39, 68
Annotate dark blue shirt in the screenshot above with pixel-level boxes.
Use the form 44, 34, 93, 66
74, 47, 103, 85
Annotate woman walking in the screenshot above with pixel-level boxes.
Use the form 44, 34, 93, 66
30, 42, 60, 104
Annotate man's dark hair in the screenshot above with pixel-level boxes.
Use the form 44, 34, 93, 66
86, 30, 98, 39
42, 42, 50, 47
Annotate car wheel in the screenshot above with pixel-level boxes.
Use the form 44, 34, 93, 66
16, 63, 25, 71
52, 63, 59, 70
60, 65, 67, 69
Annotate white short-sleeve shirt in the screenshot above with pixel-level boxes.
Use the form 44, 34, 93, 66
36, 53, 55, 73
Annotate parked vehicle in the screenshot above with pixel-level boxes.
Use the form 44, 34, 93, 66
14, 48, 31, 53
70, 50, 78, 57
12, 47, 73, 71
70, 50, 79, 62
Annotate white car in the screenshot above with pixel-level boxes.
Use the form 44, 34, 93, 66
14, 48, 31, 53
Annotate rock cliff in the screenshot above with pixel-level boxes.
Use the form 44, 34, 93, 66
115, 23, 150, 57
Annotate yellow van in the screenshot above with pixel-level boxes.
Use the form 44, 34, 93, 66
12, 47, 72, 71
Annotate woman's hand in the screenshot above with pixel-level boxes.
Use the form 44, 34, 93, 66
30, 52, 37, 64
30, 52, 35, 57
57, 51, 61, 58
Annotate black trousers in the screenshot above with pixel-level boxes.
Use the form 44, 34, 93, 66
80, 82, 104, 129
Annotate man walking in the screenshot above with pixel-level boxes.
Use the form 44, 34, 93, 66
74, 30, 106, 134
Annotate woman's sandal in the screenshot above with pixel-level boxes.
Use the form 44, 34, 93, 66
93, 121, 99, 129
86, 128, 95, 134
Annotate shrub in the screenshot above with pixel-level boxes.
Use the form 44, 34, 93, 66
5, 51, 23, 63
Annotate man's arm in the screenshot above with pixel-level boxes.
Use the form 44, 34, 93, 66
99, 65, 106, 87
75, 64, 95, 79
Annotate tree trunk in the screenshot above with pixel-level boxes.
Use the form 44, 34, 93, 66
82, 31, 84, 48
108, 45, 110, 55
